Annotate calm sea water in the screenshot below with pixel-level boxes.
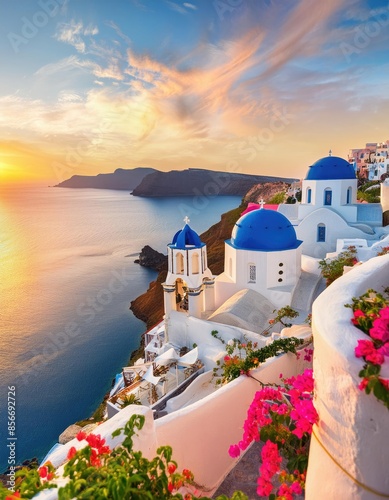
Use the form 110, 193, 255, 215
0, 187, 241, 471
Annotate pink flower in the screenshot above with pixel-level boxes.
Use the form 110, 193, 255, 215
228, 444, 241, 458
355, 339, 373, 358
351, 309, 366, 325
366, 350, 385, 365
378, 343, 389, 356
224, 355, 231, 362
260, 441, 282, 481
257, 476, 273, 496
379, 378, 389, 390
278, 483, 293, 500
290, 481, 303, 495
370, 306, 389, 343
358, 378, 369, 391
355, 339, 384, 364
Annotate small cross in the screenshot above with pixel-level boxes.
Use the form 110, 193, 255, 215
183, 216, 190, 224
258, 198, 265, 209
329, 149, 332, 157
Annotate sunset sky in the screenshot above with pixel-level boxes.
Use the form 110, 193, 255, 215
1, 0, 389, 184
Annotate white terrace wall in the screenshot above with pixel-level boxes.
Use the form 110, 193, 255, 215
306, 254, 389, 500
155, 351, 310, 497
33, 351, 311, 499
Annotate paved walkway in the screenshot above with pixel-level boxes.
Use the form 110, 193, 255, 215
213, 442, 262, 499
213, 442, 305, 500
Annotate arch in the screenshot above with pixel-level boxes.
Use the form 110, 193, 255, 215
202, 252, 207, 272
192, 253, 199, 274
324, 188, 332, 206
346, 186, 352, 204
317, 223, 326, 242
248, 263, 256, 283
175, 278, 188, 312
307, 187, 312, 204
176, 252, 184, 274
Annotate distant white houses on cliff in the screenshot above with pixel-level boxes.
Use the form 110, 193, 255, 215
349, 140, 389, 180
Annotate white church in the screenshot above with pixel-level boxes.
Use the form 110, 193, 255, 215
160, 153, 389, 341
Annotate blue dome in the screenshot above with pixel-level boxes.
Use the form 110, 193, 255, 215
305, 156, 356, 180
170, 224, 203, 249
230, 209, 301, 251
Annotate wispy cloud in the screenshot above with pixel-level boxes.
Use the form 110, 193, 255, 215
184, 3, 197, 10
165, 0, 197, 15
106, 20, 132, 45
35, 55, 124, 82
55, 20, 99, 53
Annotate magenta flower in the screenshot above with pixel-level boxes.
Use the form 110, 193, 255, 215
370, 306, 389, 343
257, 476, 273, 497
355, 339, 375, 357
228, 444, 241, 458
290, 481, 303, 495
351, 309, 366, 325
277, 483, 293, 500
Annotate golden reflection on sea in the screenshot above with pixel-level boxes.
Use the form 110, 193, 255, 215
0, 192, 39, 344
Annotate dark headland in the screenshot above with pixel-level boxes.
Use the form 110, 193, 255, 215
54, 167, 157, 190
55, 167, 297, 196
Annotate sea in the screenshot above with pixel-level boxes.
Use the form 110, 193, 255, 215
0, 187, 241, 471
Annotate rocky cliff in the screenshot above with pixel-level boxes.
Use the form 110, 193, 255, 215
134, 245, 167, 272
54, 167, 157, 190
244, 181, 290, 203
130, 204, 245, 329
132, 169, 297, 197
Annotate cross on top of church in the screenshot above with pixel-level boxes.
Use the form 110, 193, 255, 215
259, 198, 265, 209
183, 216, 190, 224
329, 149, 332, 157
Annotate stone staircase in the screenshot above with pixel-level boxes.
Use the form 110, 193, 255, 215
291, 271, 326, 314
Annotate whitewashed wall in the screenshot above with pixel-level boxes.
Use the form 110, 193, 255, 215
306, 254, 389, 499
33, 350, 311, 499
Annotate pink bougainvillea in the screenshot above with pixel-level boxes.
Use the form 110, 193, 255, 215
229, 369, 318, 498
347, 290, 389, 409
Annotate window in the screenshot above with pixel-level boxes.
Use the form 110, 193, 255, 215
324, 189, 332, 206
346, 187, 352, 204
317, 224, 326, 242
307, 188, 312, 204
248, 264, 256, 283
192, 253, 199, 274
176, 253, 184, 274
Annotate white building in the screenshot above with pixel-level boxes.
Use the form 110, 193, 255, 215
162, 218, 214, 319
279, 154, 384, 258
215, 207, 303, 309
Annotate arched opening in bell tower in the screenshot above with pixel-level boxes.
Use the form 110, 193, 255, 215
175, 278, 188, 312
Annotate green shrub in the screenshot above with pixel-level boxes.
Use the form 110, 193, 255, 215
318, 246, 358, 286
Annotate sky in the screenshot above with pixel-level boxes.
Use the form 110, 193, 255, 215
0, 0, 389, 184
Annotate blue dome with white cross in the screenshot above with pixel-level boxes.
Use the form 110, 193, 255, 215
170, 219, 204, 250
305, 155, 356, 180
229, 208, 301, 251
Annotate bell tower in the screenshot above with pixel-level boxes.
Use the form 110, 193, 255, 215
163, 218, 214, 319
